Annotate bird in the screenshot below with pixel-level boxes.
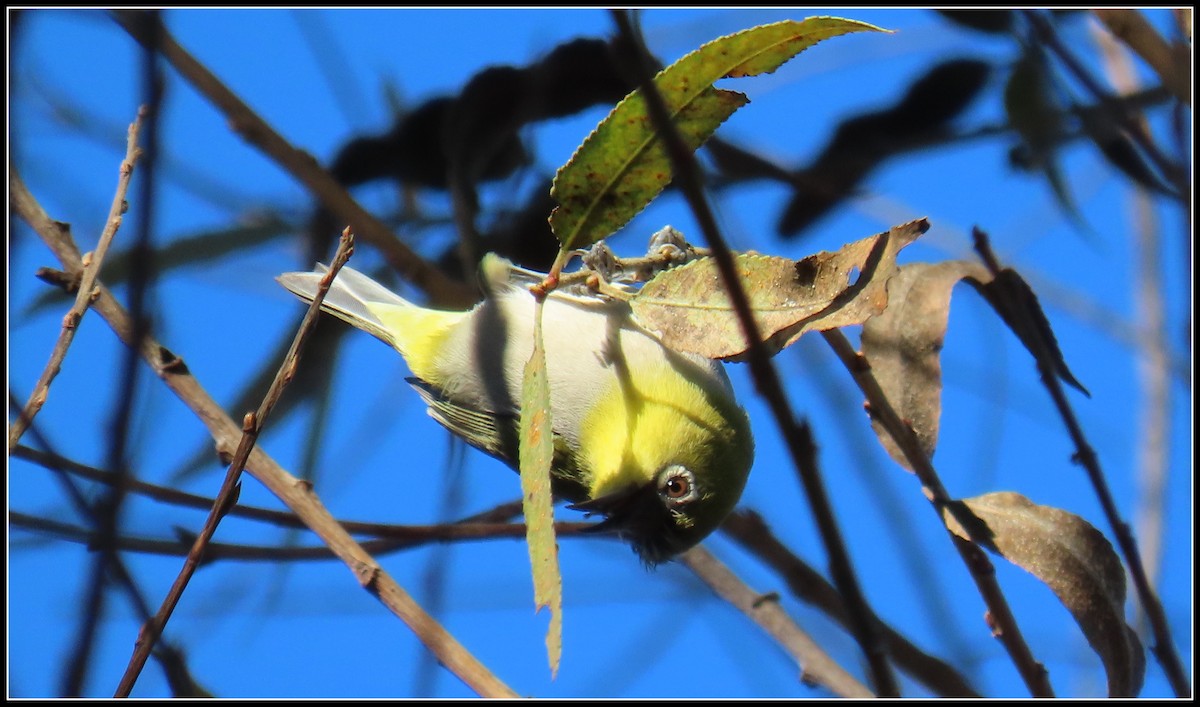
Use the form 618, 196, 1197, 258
278, 255, 754, 565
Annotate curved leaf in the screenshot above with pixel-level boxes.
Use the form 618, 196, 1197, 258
966, 266, 1089, 396
550, 17, 888, 250
860, 259, 991, 468
630, 219, 926, 360
942, 492, 1145, 697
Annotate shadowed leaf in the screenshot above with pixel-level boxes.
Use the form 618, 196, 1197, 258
1088, 127, 1176, 197
860, 259, 991, 468
1004, 52, 1061, 157
1004, 51, 1087, 228
777, 59, 991, 237
966, 266, 1089, 396
941, 492, 1145, 697
631, 219, 927, 360
519, 298, 562, 677
550, 17, 887, 250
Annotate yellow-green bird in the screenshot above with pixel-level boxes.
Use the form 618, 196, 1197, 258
278, 257, 754, 564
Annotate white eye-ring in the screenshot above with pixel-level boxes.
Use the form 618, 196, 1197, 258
657, 465, 699, 507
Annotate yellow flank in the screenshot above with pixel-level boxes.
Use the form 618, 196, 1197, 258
367, 302, 467, 382
579, 360, 728, 498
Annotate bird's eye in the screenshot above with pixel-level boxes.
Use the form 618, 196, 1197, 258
657, 465, 698, 505
664, 475, 689, 498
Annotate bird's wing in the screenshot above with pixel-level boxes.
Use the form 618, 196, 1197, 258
406, 377, 519, 467
406, 376, 590, 501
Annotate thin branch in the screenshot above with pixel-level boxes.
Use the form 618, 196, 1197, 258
10, 170, 517, 699
8, 108, 145, 451
11, 443, 537, 539
610, 9, 899, 697
679, 546, 874, 698
721, 511, 981, 698
821, 327, 1054, 697
74, 31, 163, 696
7, 399, 205, 696
972, 229, 1189, 697
446, 168, 484, 285
108, 9, 476, 309
114, 230, 357, 696
10, 511, 595, 563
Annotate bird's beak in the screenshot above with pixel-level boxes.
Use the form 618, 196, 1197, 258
567, 482, 654, 534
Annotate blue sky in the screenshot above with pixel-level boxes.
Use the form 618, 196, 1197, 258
8, 8, 1192, 698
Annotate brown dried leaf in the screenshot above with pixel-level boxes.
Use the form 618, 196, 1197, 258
860, 259, 991, 469
967, 267, 1090, 396
630, 218, 928, 360
942, 492, 1145, 697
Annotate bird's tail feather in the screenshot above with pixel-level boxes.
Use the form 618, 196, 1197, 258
277, 264, 411, 347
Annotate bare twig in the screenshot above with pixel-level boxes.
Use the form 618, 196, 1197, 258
108, 9, 475, 309
10, 510, 595, 563
11, 444, 609, 557
8, 109, 145, 451
821, 327, 1054, 697
972, 229, 1189, 697
11, 171, 516, 698
11, 444, 532, 539
679, 546, 874, 698
114, 230, 356, 696
721, 511, 981, 698
610, 10, 899, 697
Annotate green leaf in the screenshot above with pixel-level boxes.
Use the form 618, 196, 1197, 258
518, 298, 562, 678
550, 16, 888, 251
630, 219, 926, 360
941, 492, 1145, 697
